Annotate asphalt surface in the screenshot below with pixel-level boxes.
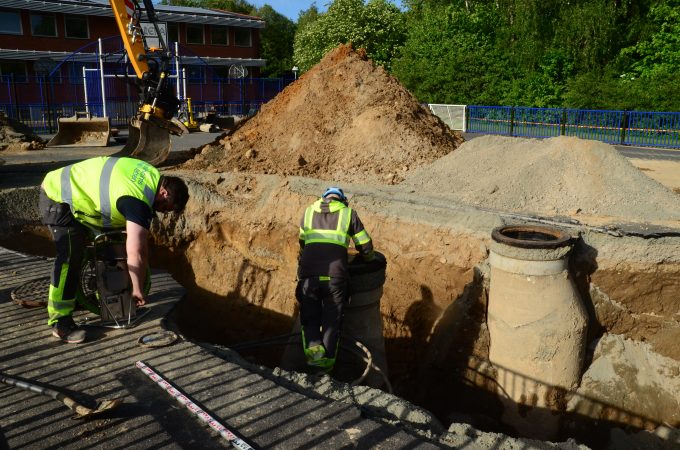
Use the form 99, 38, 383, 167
0, 247, 442, 449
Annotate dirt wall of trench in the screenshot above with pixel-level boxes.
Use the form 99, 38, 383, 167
145, 170, 680, 435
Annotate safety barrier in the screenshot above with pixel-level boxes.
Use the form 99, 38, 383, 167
464, 105, 680, 149
428, 104, 466, 131
0, 74, 291, 134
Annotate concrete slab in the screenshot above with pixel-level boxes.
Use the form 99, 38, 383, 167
0, 247, 441, 449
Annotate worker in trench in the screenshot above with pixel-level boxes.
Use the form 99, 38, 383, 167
296, 187, 375, 370
39, 156, 189, 344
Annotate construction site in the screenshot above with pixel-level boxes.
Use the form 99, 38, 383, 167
1, 44, 680, 449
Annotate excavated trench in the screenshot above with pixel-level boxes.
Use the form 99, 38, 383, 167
3, 171, 680, 449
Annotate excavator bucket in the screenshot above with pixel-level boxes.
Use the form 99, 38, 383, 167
47, 112, 111, 147
121, 118, 171, 166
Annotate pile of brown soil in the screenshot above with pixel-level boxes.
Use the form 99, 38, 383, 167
183, 44, 463, 184
403, 135, 680, 223
0, 113, 44, 152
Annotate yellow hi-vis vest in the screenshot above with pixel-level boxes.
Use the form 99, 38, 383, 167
298, 199, 371, 248
42, 156, 160, 230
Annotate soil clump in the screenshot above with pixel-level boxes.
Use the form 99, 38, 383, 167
183, 44, 463, 184
403, 135, 680, 224
0, 113, 44, 152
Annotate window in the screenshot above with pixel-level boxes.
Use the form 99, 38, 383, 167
186, 65, 205, 84
234, 28, 251, 47
0, 11, 22, 35
210, 26, 228, 45
30, 13, 57, 37
64, 15, 88, 39
186, 24, 203, 44
0, 61, 27, 83
167, 22, 178, 44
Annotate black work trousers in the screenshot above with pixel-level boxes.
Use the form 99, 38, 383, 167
39, 189, 88, 325
295, 277, 349, 359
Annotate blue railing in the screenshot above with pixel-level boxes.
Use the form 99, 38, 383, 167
0, 74, 293, 134
626, 111, 680, 148
467, 106, 680, 149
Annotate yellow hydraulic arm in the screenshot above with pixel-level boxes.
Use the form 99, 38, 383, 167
109, 0, 149, 79
108, 0, 186, 165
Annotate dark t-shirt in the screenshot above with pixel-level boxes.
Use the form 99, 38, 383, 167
117, 196, 154, 229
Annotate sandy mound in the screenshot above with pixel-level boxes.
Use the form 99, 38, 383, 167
0, 113, 44, 152
183, 44, 463, 184
403, 135, 680, 223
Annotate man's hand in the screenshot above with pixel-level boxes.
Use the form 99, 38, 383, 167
132, 290, 146, 307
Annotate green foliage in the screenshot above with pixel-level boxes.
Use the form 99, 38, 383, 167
297, 4, 321, 29
391, 4, 509, 104
565, 70, 680, 111
159, 0, 680, 111
619, 0, 680, 80
253, 5, 296, 77
293, 0, 407, 72
501, 50, 574, 107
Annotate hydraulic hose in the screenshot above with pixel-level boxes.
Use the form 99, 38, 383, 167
0, 372, 122, 418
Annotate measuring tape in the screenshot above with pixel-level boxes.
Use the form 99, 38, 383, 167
135, 360, 255, 450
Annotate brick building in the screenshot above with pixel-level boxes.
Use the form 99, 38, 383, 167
0, 0, 273, 130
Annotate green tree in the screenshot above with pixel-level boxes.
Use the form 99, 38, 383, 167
254, 5, 296, 77
293, 0, 407, 72
297, 4, 321, 29
619, 0, 680, 79
392, 4, 509, 104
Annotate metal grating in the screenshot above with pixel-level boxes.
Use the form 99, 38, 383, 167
10, 276, 50, 308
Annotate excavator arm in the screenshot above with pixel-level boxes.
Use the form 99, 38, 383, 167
110, 0, 186, 165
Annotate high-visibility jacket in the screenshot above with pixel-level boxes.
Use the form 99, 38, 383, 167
42, 156, 160, 230
298, 198, 374, 279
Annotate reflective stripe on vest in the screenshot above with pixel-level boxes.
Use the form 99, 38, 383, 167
301, 200, 352, 248
352, 229, 371, 246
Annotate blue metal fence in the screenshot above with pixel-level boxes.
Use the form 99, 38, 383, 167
467, 105, 680, 149
626, 111, 680, 148
0, 74, 293, 134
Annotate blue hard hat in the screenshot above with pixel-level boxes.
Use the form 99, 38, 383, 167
322, 187, 347, 202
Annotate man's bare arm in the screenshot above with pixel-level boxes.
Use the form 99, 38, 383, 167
126, 220, 148, 306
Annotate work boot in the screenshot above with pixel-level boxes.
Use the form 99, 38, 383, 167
51, 316, 86, 344
304, 344, 326, 366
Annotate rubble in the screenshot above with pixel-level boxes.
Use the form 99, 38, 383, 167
0, 112, 45, 152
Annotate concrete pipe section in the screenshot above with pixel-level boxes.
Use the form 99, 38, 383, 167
281, 252, 389, 389
335, 252, 389, 388
487, 225, 588, 439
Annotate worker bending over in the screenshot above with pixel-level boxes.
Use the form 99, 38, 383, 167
39, 156, 189, 344
296, 187, 374, 370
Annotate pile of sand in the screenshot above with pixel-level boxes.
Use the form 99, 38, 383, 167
183, 44, 463, 184
0, 113, 44, 152
403, 135, 680, 223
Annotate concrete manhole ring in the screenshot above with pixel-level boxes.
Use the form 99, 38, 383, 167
491, 225, 573, 249
10, 276, 50, 308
